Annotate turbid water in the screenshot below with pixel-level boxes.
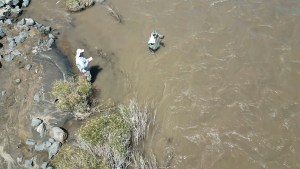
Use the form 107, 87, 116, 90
24, 0, 300, 168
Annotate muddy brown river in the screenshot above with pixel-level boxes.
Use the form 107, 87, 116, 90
24, 0, 300, 168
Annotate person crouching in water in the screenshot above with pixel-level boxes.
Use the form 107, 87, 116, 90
75, 49, 93, 82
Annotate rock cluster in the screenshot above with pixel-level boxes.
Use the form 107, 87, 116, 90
0, 0, 57, 64
23, 117, 68, 168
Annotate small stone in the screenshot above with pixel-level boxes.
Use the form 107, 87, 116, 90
41, 162, 48, 169
24, 159, 33, 168
12, 0, 19, 6
4, 19, 12, 25
25, 139, 35, 146
11, 6, 22, 17
48, 141, 61, 159
25, 64, 32, 70
22, 0, 30, 7
45, 141, 52, 148
31, 118, 42, 127
15, 78, 21, 84
33, 91, 41, 102
16, 156, 23, 163
48, 138, 55, 143
8, 40, 16, 51
1, 90, 6, 96
47, 38, 54, 48
34, 143, 45, 151
17, 18, 25, 26
4, 54, 15, 62
36, 123, 46, 138
11, 49, 21, 57
25, 18, 35, 26
14, 31, 28, 44
46, 166, 53, 169
48, 34, 55, 39
0, 27, 6, 38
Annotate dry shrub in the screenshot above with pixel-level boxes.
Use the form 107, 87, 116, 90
50, 144, 108, 169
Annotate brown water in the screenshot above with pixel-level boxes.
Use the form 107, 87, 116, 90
24, 0, 300, 168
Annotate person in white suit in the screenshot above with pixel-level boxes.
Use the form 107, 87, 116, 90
75, 49, 93, 81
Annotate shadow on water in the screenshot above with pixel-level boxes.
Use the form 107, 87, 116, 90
90, 65, 102, 83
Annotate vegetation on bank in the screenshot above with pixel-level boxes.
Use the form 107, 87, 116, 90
50, 78, 156, 169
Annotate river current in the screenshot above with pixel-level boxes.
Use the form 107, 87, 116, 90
25, 0, 300, 168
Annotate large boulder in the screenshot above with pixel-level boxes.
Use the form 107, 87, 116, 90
49, 127, 67, 143
65, 0, 94, 12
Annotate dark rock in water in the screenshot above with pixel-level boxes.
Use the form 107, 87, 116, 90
25, 139, 36, 146
0, 27, 6, 38
31, 117, 42, 127
49, 127, 68, 143
34, 142, 45, 151
25, 18, 34, 26
48, 141, 61, 159
24, 159, 34, 168
22, 0, 30, 7
36, 122, 46, 138
14, 31, 28, 44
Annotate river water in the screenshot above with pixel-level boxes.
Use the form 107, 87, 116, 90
24, 0, 300, 168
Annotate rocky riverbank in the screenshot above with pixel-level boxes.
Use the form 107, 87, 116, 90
0, 0, 90, 168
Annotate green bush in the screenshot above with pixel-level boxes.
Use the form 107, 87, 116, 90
79, 113, 132, 155
51, 78, 92, 113
51, 144, 108, 169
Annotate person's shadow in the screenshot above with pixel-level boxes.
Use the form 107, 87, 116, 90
89, 65, 102, 83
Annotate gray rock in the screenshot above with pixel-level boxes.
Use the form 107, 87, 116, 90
48, 33, 55, 39
47, 38, 54, 48
0, 1, 5, 7
11, 6, 22, 17
4, 19, 12, 24
22, 0, 30, 7
11, 49, 21, 57
15, 31, 28, 44
37, 38, 44, 46
4, 54, 14, 62
34, 143, 45, 151
17, 18, 25, 26
8, 40, 16, 51
15, 78, 21, 84
40, 26, 51, 34
48, 138, 55, 143
25, 64, 32, 70
48, 141, 61, 159
33, 91, 41, 102
1, 90, 6, 96
31, 117, 42, 127
24, 159, 33, 168
34, 22, 42, 28
45, 141, 52, 148
25, 18, 34, 26
25, 139, 36, 146
12, 0, 19, 6
0, 27, 6, 38
46, 166, 53, 169
49, 127, 67, 143
36, 123, 46, 138
66, 0, 94, 12
41, 162, 48, 169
